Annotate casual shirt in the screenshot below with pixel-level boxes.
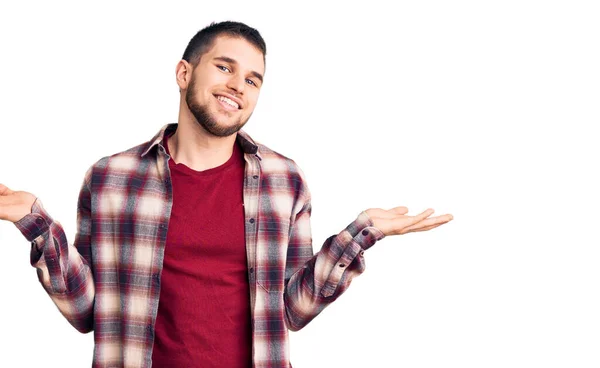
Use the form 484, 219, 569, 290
15, 123, 385, 368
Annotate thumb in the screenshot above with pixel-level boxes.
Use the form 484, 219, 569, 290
0, 183, 14, 196
389, 206, 409, 215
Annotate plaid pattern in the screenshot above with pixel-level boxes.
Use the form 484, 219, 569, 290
15, 123, 385, 368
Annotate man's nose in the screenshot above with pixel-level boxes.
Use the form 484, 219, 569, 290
226, 74, 245, 94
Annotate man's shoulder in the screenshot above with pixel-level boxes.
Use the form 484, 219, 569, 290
80, 137, 163, 191
90, 141, 152, 171
256, 141, 304, 176
238, 129, 303, 175
88, 124, 172, 173
254, 140, 311, 200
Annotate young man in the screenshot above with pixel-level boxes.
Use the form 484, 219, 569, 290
0, 21, 453, 367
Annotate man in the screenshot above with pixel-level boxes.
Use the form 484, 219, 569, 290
0, 21, 453, 368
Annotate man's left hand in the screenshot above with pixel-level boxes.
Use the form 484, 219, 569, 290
365, 206, 453, 236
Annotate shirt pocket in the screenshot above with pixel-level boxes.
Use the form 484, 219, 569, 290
256, 218, 290, 293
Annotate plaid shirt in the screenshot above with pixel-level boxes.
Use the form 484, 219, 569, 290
15, 123, 385, 368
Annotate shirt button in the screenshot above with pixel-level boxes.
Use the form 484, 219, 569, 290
35, 218, 44, 225
339, 263, 346, 268
253, 175, 258, 179
362, 230, 369, 236
249, 218, 255, 224
359, 251, 365, 257
249, 267, 254, 274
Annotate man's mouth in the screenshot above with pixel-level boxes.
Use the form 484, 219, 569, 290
215, 95, 241, 110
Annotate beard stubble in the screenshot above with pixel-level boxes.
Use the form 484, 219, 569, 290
185, 77, 250, 137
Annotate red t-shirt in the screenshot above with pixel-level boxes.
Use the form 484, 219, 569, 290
151, 133, 252, 367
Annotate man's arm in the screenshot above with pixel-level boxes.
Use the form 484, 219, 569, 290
283, 197, 385, 331
282, 180, 453, 331
5, 168, 96, 333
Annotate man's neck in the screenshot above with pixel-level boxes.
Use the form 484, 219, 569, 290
167, 120, 237, 172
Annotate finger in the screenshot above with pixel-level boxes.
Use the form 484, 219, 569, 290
401, 214, 453, 233
408, 223, 443, 233
389, 206, 409, 215
367, 208, 400, 219
389, 209, 434, 235
405, 208, 435, 226
0, 184, 13, 196
412, 216, 453, 232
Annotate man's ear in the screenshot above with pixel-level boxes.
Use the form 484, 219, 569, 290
175, 60, 192, 91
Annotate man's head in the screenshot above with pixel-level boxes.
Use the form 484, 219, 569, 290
176, 21, 266, 137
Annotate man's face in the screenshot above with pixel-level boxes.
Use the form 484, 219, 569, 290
185, 35, 265, 137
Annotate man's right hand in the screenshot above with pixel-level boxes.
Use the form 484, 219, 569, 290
0, 184, 37, 223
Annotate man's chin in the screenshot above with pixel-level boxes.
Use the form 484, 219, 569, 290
188, 102, 249, 137
197, 120, 245, 137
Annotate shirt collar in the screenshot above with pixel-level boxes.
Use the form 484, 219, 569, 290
140, 123, 261, 159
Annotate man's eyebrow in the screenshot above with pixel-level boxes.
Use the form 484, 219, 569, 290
214, 56, 263, 83
214, 56, 237, 65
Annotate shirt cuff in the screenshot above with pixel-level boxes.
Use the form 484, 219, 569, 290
14, 198, 52, 243
345, 211, 385, 251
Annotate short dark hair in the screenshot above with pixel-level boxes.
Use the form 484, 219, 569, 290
182, 21, 266, 66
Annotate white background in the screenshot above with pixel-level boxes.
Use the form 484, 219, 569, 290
0, 1, 599, 367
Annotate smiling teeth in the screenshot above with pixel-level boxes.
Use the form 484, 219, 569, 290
217, 96, 239, 109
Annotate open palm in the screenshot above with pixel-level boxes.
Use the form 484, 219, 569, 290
366, 206, 453, 236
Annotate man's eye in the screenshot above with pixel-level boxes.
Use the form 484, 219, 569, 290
246, 79, 256, 86
217, 65, 231, 73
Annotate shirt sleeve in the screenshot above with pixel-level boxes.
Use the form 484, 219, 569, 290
283, 196, 385, 331
13, 168, 96, 334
